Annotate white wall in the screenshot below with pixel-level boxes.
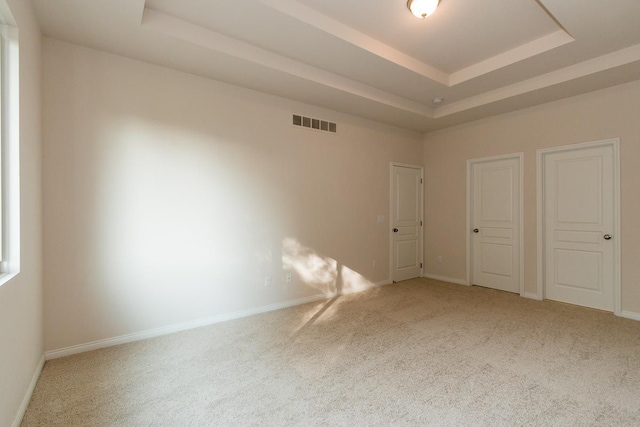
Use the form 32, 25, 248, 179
0, 0, 43, 425
42, 38, 424, 352
423, 80, 640, 315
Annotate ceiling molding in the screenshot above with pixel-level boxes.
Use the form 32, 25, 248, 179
141, 7, 434, 118
449, 30, 574, 85
435, 43, 640, 117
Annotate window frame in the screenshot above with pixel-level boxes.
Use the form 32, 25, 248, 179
0, 21, 20, 286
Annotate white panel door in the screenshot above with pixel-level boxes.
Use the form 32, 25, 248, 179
392, 165, 422, 282
543, 144, 615, 311
471, 157, 521, 293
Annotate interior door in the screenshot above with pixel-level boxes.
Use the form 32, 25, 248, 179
471, 156, 521, 293
391, 165, 422, 282
543, 144, 615, 311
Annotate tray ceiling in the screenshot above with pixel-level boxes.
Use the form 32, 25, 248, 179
32, 0, 640, 132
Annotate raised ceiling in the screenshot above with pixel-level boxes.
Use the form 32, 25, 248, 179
32, 0, 640, 132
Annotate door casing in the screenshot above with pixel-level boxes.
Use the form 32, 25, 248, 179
536, 138, 621, 315
467, 153, 524, 295
389, 162, 424, 283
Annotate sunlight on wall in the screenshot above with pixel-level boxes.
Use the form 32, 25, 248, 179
68, 117, 379, 332
340, 265, 376, 295
281, 237, 376, 296
282, 237, 337, 296
100, 123, 225, 270
86, 119, 283, 327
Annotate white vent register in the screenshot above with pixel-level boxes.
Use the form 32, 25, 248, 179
292, 114, 337, 133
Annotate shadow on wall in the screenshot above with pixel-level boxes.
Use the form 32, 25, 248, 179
282, 237, 376, 297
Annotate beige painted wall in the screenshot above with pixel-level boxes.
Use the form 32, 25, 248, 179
42, 38, 423, 352
0, 0, 43, 425
423, 80, 640, 314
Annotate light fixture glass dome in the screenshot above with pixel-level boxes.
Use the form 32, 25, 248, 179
407, 0, 440, 19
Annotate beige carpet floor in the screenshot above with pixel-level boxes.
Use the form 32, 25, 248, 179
22, 279, 640, 426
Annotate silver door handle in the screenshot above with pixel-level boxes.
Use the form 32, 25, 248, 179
604, 234, 612, 240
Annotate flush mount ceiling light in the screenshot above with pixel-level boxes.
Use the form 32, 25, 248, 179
407, 0, 440, 19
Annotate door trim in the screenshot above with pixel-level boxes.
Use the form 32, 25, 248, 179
466, 153, 524, 295
389, 162, 424, 283
536, 138, 621, 315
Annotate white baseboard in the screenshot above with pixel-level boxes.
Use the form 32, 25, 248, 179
12, 354, 45, 427
46, 280, 393, 360
330, 279, 393, 297
422, 273, 468, 286
375, 279, 393, 287
46, 294, 328, 360
340, 279, 392, 294
620, 310, 640, 322
522, 292, 543, 301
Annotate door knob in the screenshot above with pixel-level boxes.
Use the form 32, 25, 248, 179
604, 234, 612, 240
393, 228, 399, 232
473, 228, 479, 233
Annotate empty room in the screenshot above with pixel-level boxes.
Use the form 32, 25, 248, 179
2, 0, 640, 425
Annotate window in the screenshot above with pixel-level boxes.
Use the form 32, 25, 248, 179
0, 20, 20, 285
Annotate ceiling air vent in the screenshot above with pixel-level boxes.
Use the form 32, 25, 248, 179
293, 114, 337, 134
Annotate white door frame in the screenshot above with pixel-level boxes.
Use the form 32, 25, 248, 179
536, 138, 621, 315
389, 162, 424, 283
466, 153, 524, 295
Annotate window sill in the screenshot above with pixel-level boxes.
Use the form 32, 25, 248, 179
0, 271, 18, 287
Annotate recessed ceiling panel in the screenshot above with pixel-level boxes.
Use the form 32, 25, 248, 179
31, 0, 640, 132
145, 0, 446, 102
297, 0, 561, 72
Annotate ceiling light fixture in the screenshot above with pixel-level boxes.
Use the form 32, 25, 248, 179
407, 0, 440, 19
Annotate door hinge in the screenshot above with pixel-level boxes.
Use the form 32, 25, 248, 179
420, 179, 423, 184
420, 263, 423, 268
420, 221, 423, 226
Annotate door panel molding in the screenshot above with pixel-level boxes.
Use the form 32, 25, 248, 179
390, 162, 424, 283
466, 153, 524, 295
536, 138, 621, 315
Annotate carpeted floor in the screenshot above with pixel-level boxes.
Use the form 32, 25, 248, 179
22, 279, 640, 426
